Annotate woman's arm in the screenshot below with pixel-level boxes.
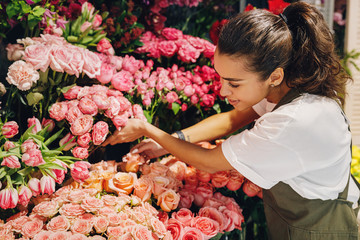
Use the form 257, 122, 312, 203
104, 118, 233, 173
180, 106, 259, 143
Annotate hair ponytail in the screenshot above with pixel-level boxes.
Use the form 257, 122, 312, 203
282, 2, 351, 106
218, 2, 351, 106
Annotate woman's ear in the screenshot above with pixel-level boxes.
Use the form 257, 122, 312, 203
269, 68, 284, 87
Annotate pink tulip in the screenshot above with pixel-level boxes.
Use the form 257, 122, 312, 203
22, 149, 45, 167
41, 118, 55, 132
18, 185, 32, 207
59, 132, 77, 151
27, 117, 42, 134
1, 155, 21, 168
1, 121, 19, 138
40, 175, 55, 195
3, 141, 16, 151
28, 178, 41, 196
0, 187, 18, 209
70, 161, 91, 182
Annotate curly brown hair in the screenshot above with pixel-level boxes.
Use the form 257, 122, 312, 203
218, 2, 351, 106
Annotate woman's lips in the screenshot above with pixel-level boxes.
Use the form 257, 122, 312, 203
228, 99, 239, 105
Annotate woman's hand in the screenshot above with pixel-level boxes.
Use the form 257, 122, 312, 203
103, 118, 147, 146
131, 138, 169, 159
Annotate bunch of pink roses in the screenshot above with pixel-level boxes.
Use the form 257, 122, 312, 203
136, 28, 215, 63
49, 84, 147, 160
0, 118, 90, 211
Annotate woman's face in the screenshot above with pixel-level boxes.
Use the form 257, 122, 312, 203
214, 50, 272, 111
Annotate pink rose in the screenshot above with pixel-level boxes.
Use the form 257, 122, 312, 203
198, 207, 227, 232
166, 218, 183, 239
157, 189, 180, 212
82, 49, 101, 79
33, 231, 53, 240
6, 43, 24, 61
81, 196, 104, 213
159, 41, 178, 57
78, 97, 98, 116
220, 207, 244, 232
165, 91, 178, 104
47, 231, 72, 239
0, 187, 18, 209
22, 149, 45, 166
63, 85, 82, 100
180, 226, 204, 240
97, 38, 115, 55
191, 216, 219, 239
178, 189, 195, 209
150, 216, 168, 238
10, 215, 30, 232
47, 215, 70, 231
242, 180, 261, 197
162, 28, 183, 40
70, 219, 93, 235
32, 200, 59, 218
92, 121, 109, 145
3, 141, 16, 151
72, 146, 89, 159
23, 44, 50, 72
104, 96, 121, 118
70, 161, 91, 182
66, 105, 83, 124
28, 178, 41, 196
131, 224, 154, 240
59, 132, 77, 151
1, 155, 20, 168
18, 185, 32, 207
111, 70, 135, 92
178, 43, 200, 63
171, 208, 194, 227
94, 216, 109, 233
112, 113, 128, 130
2, 121, 19, 138
27, 117, 42, 134
59, 203, 86, 218
92, 94, 110, 110
21, 219, 43, 238
122, 55, 142, 74
226, 170, 244, 191
70, 115, 93, 136
77, 133, 91, 148
49, 102, 69, 121
49, 45, 73, 73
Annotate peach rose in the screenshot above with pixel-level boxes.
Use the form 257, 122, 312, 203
46, 215, 70, 231
133, 176, 153, 202
70, 219, 93, 235
10, 215, 29, 233
33, 230, 53, 240
131, 224, 154, 240
32, 200, 59, 218
168, 160, 187, 181
81, 196, 104, 213
59, 203, 86, 218
21, 219, 43, 238
94, 216, 109, 233
150, 216, 168, 238
69, 233, 89, 240
107, 226, 124, 237
157, 189, 180, 212
105, 172, 137, 195
211, 171, 229, 188
196, 169, 212, 183
47, 231, 72, 239
152, 176, 170, 197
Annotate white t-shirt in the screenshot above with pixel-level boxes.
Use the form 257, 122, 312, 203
222, 93, 360, 207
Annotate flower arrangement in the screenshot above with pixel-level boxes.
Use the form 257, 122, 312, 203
0, 117, 89, 211
0, 138, 265, 239
49, 84, 147, 159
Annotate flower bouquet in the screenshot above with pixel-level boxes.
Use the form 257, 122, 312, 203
0, 116, 89, 214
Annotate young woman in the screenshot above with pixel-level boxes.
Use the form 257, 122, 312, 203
104, 2, 360, 238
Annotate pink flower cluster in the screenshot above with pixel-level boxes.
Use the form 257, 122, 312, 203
0, 186, 171, 239
49, 84, 147, 159
96, 52, 221, 110
136, 28, 215, 63
0, 119, 91, 210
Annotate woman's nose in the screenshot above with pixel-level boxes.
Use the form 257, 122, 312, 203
219, 81, 230, 97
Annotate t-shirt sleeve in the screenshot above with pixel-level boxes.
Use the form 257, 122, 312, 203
252, 99, 267, 116
221, 113, 305, 189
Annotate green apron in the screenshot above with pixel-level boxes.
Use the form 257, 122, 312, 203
261, 89, 360, 240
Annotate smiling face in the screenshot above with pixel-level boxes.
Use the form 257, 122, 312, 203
214, 49, 274, 111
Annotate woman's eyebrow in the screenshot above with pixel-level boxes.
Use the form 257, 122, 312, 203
222, 77, 244, 82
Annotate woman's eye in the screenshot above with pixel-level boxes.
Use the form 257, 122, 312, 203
228, 82, 240, 88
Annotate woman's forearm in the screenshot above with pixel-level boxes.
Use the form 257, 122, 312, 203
181, 107, 259, 143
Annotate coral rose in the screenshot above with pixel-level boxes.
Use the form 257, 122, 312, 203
157, 189, 180, 212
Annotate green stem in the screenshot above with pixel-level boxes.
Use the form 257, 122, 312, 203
6, 175, 13, 188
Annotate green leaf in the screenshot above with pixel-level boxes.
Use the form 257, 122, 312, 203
212, 103, 221, 114
171, 102, 180, 115
12, 173, 24, 185
80, 36, 93, 44
20, 1, 31, 14
38, 162, 65, 171
32, 6, 46, 17
17, 166, 33, 176
27, 14, 39, 30
6, 2, 21, 19
67, 35, 79, 42
143, 110, 153, 124
90, 33, 107, 44
44, 128, 64, 146
28, 133, 45, 142
20, 124, 36, 142
0, 168, 7, 180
